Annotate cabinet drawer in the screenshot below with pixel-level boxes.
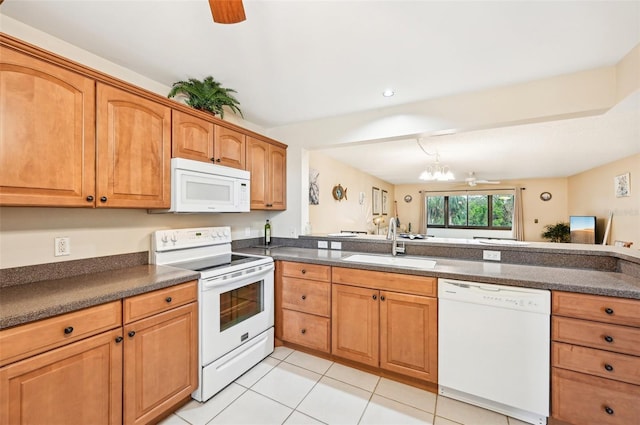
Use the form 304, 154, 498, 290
332, 267, 436, 297
553, 292, 640, 327
0, 301, 122, 367
552, 316, 640, 356
552, 368, 640, 425
553, 342, 640, 386
124, 281, 197, 324
282, 309, 330, 353
282, 277, 330, 317
281, 262, 330, 282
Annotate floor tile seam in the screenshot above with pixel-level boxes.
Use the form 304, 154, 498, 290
319, 374, 377, 398
370, 392, 438, 416
434, 414, 465, 425
245, 355, 285, 389
282, 357, 334, 375
355, 386, 377, 425
201, 385, 249, 425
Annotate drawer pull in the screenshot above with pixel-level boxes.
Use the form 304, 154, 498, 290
115, 336, 124, 343
604, 363, 614, 372
380, 295, 386, 301
605, 307, 614, 315
604, 406, 614, 415
301, 295, 306, 300
128, 331, 136, 338
301, 269, 307, 274
604, 335, 614, 343
63, 326, 74, 335
372, 294, 377, 300
165, 296, 172, 303
300, 329, 306, 334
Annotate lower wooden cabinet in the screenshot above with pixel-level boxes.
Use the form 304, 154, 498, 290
123, 302, 198, 425
0, 329, 123, 425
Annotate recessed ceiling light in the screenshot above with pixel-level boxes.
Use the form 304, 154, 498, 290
382, 89, 395, 97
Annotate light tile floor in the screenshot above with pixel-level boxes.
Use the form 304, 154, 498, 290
161, 347, 531, 425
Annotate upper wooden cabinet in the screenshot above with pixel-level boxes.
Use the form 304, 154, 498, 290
172, 112, 246, 170
0, 45, 96, 207
96, 83, 171, 208
247, 136, 287, 210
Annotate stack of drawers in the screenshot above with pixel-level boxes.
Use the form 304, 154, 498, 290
551, 291, 640, 425
279, 262, 331, 353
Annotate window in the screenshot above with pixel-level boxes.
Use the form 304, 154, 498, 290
426, 193, 514, 230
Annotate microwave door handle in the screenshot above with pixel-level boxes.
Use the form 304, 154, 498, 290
202, 264, 274, 290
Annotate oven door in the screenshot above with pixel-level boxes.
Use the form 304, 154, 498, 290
200, 262, 274, 365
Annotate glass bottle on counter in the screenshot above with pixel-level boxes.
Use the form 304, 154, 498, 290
265, 219, 271, 245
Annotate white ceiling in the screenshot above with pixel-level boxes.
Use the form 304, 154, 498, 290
2, 0, 640, 184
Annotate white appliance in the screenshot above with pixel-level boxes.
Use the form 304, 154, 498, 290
151, 227, 274, 402
438, 278, 550, 425
155, 158, 250, 213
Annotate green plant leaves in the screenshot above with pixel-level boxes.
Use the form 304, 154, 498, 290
168, 76, 243, 118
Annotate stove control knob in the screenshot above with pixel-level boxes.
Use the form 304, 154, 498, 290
170, 233, 178, 243
223, 229, 230, 237
217, 231, 223, 238
161, 234, 168, 244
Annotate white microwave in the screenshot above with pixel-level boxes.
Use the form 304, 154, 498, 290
155, 158, 250, 213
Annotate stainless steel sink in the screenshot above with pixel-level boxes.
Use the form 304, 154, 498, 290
342, 254, 437, 270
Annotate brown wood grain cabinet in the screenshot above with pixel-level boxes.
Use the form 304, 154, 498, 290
551, 291, 640, 425
96, 83, 171, 208
0, 45, 96, 207
331, 268, 438, 383
246, 136, 286, 210
214, 125, 246, 169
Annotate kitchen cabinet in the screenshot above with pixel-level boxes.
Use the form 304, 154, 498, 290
172, 111, 246, 170
331, 267, 438, 383
122, 281, 198, 425
97, 83, 171, 208
551, 291, 640, 425
0, 302, 123, 424
246, 136, 287, 210
277, 261, 331, 353
0, 44, 96, 207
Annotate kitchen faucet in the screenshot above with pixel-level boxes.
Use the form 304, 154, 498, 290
386, 216, 405, 256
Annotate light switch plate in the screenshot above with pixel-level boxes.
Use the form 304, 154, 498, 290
318, 241, 328, 249
331, 241, 342, 250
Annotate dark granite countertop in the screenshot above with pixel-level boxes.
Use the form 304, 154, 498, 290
0, 265, 199, 329
238, 247, 640, 300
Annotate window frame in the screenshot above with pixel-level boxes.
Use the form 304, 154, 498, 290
426, 193, 514, 230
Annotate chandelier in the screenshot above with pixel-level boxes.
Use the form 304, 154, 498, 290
419, 155, 455, 181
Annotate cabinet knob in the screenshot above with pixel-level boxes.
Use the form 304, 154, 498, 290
372, 294, 377, 300
63, 326, 74, 335
301, 269, 306, 274
604, 406, 614, 415
605, 307, 614, 315
604, 335, 614, 343
100, 196, 107, 202
266, 203, 273, 207
300, 329, 306, 334
216, 158, 221, 162
128, 331, 136, 338
115, 336, 124, 343
166, 296, 172, 303
380, 295, 386, 301
86, 195, 94, 202
301, 295, 306, 300
604, 363, 614, 372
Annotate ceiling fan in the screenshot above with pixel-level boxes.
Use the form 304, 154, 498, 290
209, 0, 246, 24
465, 172, 501, 186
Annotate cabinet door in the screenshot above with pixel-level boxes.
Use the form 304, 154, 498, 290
96, 83, 171, 208
214, 125, 245, 169
268, 144, 287, 210
0, 329, 123, 425
331, 284, 379, 367
380, 291, 438, 382
246, 136, 269, 209
172, 110, 214, 162
0, 45, 96, 207
123, 302, 198, 425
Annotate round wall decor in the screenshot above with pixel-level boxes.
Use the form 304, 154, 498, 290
332, 184, 347, 201
540, 192, 552, 201
404, 195, 413, 203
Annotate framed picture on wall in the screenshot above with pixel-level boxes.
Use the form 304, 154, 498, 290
615, 172, 630, 197
372, 187, 381, 215
382, 190, 388, 215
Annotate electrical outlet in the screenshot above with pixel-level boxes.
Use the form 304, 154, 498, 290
330, 241, 342, 250
483, 250, 501, 261
318, 241, 328, 249
55, 237, 70, 256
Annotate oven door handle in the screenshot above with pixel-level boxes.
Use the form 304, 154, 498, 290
201, 263, 274, 290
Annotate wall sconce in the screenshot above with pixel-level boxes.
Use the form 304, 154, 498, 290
373, 216, 385, 235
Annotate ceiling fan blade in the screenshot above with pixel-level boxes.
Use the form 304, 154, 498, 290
477, 180, 501, 184
209, 0, 246, 24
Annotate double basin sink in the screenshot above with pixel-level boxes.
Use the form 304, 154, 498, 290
342, 254, 437, 270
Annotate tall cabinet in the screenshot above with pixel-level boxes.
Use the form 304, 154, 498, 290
246, 136, 287, 210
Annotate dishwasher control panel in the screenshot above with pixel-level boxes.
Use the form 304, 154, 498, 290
438, 278, 550, 314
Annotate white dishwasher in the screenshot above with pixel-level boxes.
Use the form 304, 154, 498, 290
438, 278, 550, 425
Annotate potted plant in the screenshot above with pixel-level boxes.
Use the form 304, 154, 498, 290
541, 222, 570, 243
168, 76, 242, 118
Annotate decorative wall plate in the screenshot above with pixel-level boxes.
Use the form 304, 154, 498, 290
404, 195, 413, 203
540, 192, 552, 201
332, 184, 347, 201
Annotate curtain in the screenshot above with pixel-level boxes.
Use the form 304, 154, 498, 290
418, 191, 427, 234
513, 186, 525, 241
